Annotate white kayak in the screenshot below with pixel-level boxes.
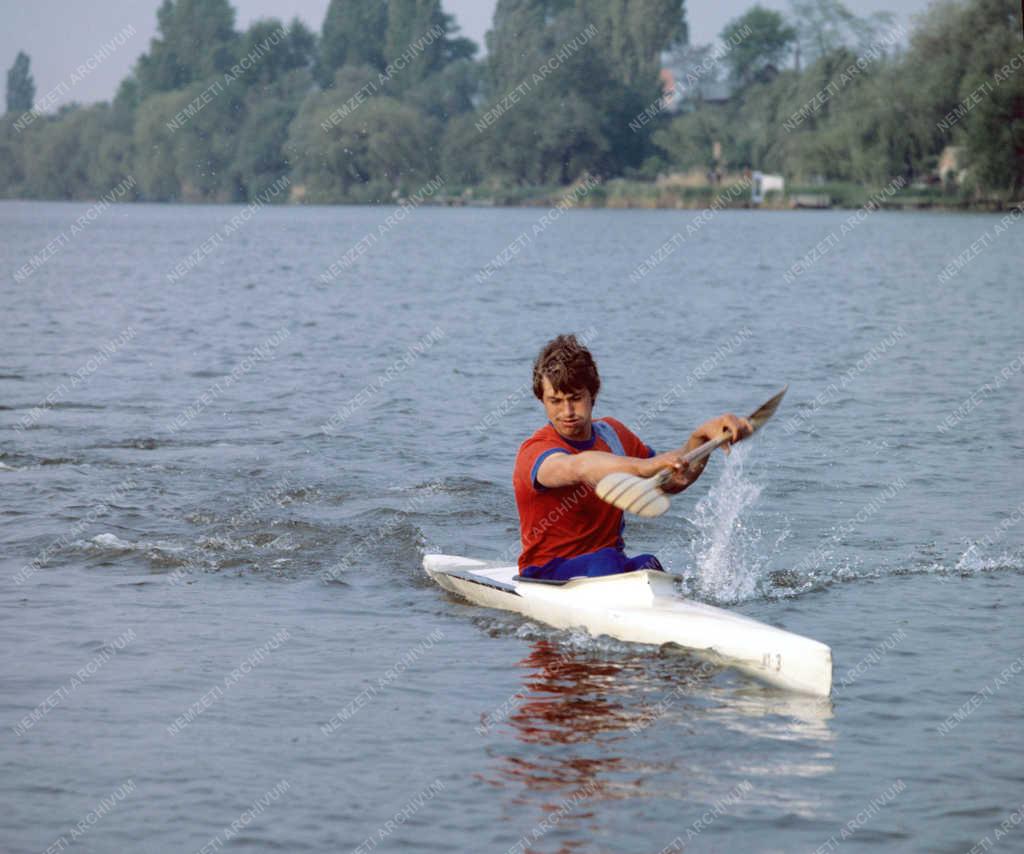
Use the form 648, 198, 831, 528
424, 554, 832, 697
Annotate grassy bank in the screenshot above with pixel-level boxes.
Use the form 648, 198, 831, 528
434, 179, 1021, 212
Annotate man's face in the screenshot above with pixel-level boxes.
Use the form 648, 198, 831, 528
541, 375, 593, 440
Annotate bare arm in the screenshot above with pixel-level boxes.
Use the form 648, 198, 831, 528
536, 413, 753, 492
536, 450, 664, 490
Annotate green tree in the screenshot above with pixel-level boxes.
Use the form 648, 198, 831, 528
899, 0, 987, 171
316, 0, 388, 86
386, 0, 446, 86
441, 17, 478, 65
6, 51, 35, 113
404, 59, 479, 121
133, 92, 186, 200
3, 0, 1021, 206
440, 112, 489, 187
653, 108, 730, 171
510, 97, 609, 184
234, 69, 311, 199
110, 77, 142, 134
132, 77, 243, 201
956, 0, 1024, 196
770, 47, 865, 179
287, 87, 439, 201
172, 79, 245, 201
483, 0, 669, 183
238, 18, 316, 89
588, 0, 687, 88
790, 0, 895, 67
584, 0, 690, 179
136, 0, 239, 96
234, 96, 297, 199
484, 0, 552, 95
720, 7, 796, 84
0, 116, 29, 194
21, 104, 134, 197
726, 68, 798, 171
92, 126, 136, 195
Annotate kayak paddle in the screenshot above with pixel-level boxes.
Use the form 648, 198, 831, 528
595, 386, 788, 518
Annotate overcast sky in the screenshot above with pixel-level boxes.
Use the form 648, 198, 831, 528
3, 0, 936, 111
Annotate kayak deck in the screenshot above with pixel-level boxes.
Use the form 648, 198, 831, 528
424, 554, 832, 697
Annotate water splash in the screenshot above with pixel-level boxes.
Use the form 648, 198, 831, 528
954, 543, 1021, 574
684, 444, 771, 603
86, 533, 136, 551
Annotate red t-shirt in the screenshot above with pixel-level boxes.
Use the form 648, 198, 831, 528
513, 418, 655, 571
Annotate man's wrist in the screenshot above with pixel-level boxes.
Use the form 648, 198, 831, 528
636, 456, 662, 478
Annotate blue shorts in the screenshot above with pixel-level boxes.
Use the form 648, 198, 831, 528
521, 547, 664, 581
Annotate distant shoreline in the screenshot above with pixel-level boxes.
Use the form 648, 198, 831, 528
3, 185, 1020, 213
444, 178, 1023, 213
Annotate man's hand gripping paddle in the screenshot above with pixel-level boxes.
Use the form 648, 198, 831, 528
595, 386, 788, 518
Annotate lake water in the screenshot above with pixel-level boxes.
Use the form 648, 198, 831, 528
1, 199, 1022, 853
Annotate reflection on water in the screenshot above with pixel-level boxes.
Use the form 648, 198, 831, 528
708, 687, 836, 744
481, 640, 837, 840
509, 641, 641, 746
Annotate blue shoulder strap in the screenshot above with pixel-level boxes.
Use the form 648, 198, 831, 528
592, 420, 626, 456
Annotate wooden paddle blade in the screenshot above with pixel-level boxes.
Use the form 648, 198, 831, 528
595, 472, 671, 518
747, 385, 788, 432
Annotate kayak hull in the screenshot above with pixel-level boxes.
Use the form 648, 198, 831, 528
424, 554, 832, 697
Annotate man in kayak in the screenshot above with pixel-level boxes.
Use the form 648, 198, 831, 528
514, 334, 751, 581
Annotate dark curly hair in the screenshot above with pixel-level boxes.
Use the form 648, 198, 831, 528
532, 334, 601, 401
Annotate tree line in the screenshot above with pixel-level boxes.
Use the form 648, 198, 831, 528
1, 0, 1020, 205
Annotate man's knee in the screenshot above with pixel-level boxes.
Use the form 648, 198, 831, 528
584, 548, 628, 577
628, 553, 663, 572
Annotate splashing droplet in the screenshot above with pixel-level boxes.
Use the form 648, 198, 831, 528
685, 444, 767, 603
